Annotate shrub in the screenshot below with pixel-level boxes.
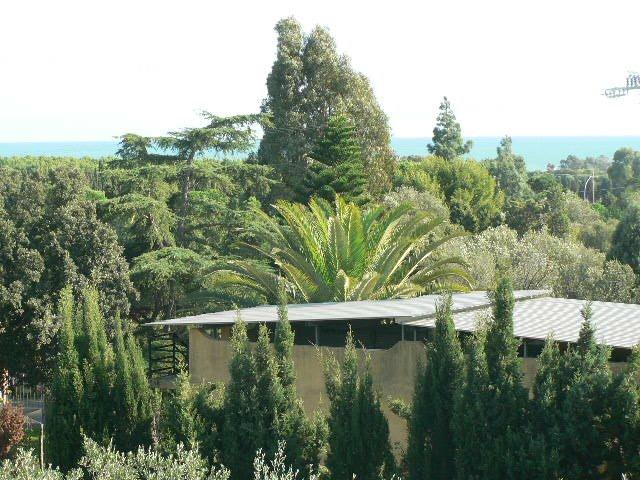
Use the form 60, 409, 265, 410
0, 403, 24, 459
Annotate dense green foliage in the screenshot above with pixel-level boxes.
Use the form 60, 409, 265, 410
213, 195, 470, 303
2, 13, 640, 480
221, 303, 322, 480
303, 114, 369, 205
323, 330, 396, 480
258, 17, 395, 198
395, 156, 504, 232
406, 295, 463, 480
45, 287, 153, 469
427, 97, 472, 161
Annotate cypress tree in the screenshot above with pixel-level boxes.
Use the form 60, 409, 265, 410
254, 324, 284, 459
125, 329, 153, 447
530, 337, 562, 477
111, 314, 152, 451
160, 368, 199, 453
453, 328, 489, 480
112, 312, 135, 451
556, 304, 612, 478
483, 278, 528, 479
324, 330, 395, 480
221, 315, 259, 480
77, 286, 114, 444
606, 347, 640, 477
45, 286, 83, 470
407, 294, 463, 480
274, 289, 323, 470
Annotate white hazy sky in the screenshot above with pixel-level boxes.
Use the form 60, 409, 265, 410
2, 0, 640, 142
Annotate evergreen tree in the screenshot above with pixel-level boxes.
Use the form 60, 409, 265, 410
44, 286, 83, 470
483, 278, 528, 479
274, 288, 323, 470
221, 316, 259, 480
556, 304, 612, 478
324, 330, 395, 480
531, 304, 612, 478
407, 294, 463, 480
47, 287, 154, 466
485, 136, 531, 200
125, 329, 153, 448
259, 17, 395, 198
77, 287, 114, 444
606, 347, 640, 478
303, 114, 369, 205
112, 312, 135, 451
112, 314, 153, 451
159, 369, 199, 454
530, 337, 562, 477
427, 97, 472, 161
254, 324, 284, 459
609, 200, 640, 274
453, 329, 489, 480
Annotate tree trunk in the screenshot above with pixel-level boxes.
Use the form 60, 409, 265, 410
0, 368, 8, 402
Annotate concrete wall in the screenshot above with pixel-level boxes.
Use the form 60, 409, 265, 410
188, 327, 628, 454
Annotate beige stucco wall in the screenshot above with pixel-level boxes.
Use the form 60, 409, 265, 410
188, 327, 628, 453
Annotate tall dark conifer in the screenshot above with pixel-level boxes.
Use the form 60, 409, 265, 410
324, 330, 395, 480
221, 316, 259, 480
427, 97, 472, 161
303, 114, 369, 205
606, 347, 640, 477
274, 288, 323, 470
453, 328, 489, 480
407, 295, 463, 480
45, 286, 83, 470
557, 304, 612, 478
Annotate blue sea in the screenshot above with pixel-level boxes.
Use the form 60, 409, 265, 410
2, 137, 640, 171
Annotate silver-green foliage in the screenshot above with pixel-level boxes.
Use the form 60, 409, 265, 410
1, 439, 324, 480
445, 225, 638, 303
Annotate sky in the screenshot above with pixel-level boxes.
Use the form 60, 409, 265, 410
2, 0, 640, 142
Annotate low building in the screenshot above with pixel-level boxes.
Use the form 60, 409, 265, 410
147, 290, 640, 447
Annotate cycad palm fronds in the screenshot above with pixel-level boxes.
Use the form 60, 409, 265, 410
212, 195, 471, 303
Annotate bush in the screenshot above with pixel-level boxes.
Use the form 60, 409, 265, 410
443, 225, 639, 302
0, 403, 24, 459
0, 438, 324, 480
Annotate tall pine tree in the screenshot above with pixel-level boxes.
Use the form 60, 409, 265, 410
303, 114, 369, 205
427, 97, 472, 161
407, 294, 463, 480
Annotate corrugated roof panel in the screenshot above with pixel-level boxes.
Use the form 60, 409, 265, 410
146, 290, 547, 326
145, 290, 640, 348
432, 297, 640, 349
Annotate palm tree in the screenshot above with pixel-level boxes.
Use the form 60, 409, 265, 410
212, 195, 471, 303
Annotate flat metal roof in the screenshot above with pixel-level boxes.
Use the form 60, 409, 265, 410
147, 290, 640, 349
146, 290, 545, 325
413, 296, 640, 349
